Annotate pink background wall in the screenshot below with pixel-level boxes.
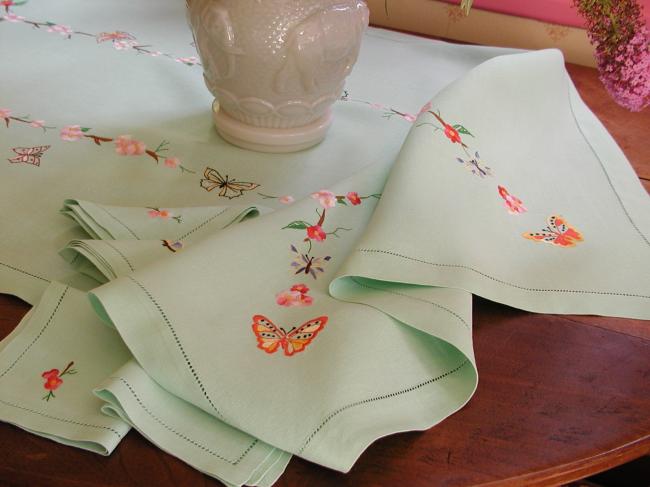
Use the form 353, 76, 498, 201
440, 0, 650, 28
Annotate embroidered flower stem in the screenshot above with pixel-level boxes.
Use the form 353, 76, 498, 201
41, 361, 77, 401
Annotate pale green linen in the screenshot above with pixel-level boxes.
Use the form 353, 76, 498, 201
0, 0, 513, 306
0, 282, 131, 454
89, 161, 477, 472
59, 201, 266, 281
96, 360, 291, 487
1, 0, 648, 485
332, 50, 650, 320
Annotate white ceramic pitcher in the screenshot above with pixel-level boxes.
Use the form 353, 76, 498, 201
187, 0, 369, 153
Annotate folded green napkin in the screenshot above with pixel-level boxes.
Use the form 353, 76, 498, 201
333, 49, 650, 320
96, 361, 291, 487
61, 199, 263, 240
0, 282, 131, 454
60, 201, 265, 281
88, 161, 477, 472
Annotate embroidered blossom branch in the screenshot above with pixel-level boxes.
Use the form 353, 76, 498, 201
41, 361, 77, 401
59, 125, 195, 174
0, 108, 54, 132
572, 0, 649, 111
0, 8, 201, 67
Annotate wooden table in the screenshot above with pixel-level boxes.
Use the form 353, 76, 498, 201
1, 63, 649, 487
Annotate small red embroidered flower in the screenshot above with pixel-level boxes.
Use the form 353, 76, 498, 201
346, 192, 362, 205
443, 124, 462, 144
41, 361, 76, 401
498, 186, 527, 214
291, 284, 309, 294
307, 225, 326, 242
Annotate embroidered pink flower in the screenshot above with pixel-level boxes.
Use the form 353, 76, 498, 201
311, 190, 337, 209
279, 195, 295, 204
401, 113, 417, 123
30, 120, 45, 128
0, 108, 11, 119
47, 24, 73, 37
115, 135, 146, 156
307, 225, 326, 242
164, 157, 180, 168
175, 56, 199, 65
96, 31, 134, 43
418, 101, 432, 116
60, 125, 83, 141
346, 191, 362, 205
113, 39, 138, 50
2, 13, 24, 22
498, 186, 527, 215
369, 103, 384, 110
276, 284, 313, 307
149, 51, 163, 57
443, 124, 462, 144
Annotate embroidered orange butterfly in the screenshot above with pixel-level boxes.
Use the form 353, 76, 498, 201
252, 315, 327, 356
523, 215, 584, 247
8, 145, 50, 166
200, 167, 260, 199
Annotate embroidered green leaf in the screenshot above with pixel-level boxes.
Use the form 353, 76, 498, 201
81, 127, 91, 133
337, 199, 348, 206
283, 221, 310, 230
453, 124, 474, 137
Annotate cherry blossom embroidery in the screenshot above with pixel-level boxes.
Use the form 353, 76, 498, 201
523, 215, 584, 247
4, 12, 199, 66
147, 208, 182, 223
498, 186, 527, 214
1, 109, 54, 132
311, 190, 337, 209
200, 167, 260, 199
2, 12, 23, 22
115, 135, 147, 156
46, 24, 73, 37
279, 195, 295, 204
276, 284, 314, 307
8, 145, 49, 166
290, 245, 331, 279
417, 110, 473, 147
162, 240, 184, 252
164, 157, 180, 169
41, 361, 76, 401
284, 209, 351, 242
60, 125, 85, 141
456, 152, 493, 178
252, 315, 327, 356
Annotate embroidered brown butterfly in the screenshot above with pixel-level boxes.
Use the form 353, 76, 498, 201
8, 145, 50, 166
252, 315, 327, 356
200, 167, 260, 199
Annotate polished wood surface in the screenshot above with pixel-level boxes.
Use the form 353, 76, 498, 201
0, 64, 649, 486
